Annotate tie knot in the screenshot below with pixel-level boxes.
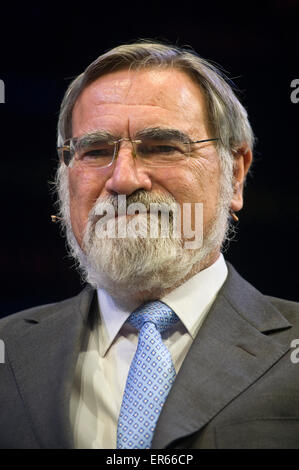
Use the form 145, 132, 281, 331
128, 300, 179, 333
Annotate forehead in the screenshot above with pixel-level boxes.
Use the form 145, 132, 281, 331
72, 67, 209, 137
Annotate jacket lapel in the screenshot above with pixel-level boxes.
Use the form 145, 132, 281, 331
7, 286, 95, 449
151, 263, 292, 448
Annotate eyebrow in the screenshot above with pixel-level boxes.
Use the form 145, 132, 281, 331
135, 127, 192, 143
75, 130, 117, 148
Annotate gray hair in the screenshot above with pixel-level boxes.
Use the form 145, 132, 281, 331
57, 40, 254, 160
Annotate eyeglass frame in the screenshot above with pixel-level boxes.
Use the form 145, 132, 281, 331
57, 136, 221, 169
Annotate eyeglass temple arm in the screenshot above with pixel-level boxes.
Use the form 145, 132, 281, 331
190, 138, 220, 144
57, 140, 72, 164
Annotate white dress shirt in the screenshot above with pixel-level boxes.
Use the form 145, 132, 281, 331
70, 254, 228, 449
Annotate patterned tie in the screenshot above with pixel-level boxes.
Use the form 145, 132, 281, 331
117, 301, 179, 449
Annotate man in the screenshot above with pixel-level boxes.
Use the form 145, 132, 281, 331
0, 41, 299, 449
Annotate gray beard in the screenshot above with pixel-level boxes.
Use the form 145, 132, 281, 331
71, 196, 230, 303
55, 163, 233, 304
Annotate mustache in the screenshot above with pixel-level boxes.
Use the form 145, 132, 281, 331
89, 190, 178, 221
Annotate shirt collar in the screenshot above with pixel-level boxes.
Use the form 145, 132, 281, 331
97, 253, 227, 356
161, 253, 227, 338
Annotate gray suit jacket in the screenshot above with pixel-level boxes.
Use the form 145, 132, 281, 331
1, 263, 299, 449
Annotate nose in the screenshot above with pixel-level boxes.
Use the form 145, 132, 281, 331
104, 141, 152, 196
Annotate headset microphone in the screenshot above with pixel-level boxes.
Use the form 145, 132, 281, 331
51, 215, 63, 223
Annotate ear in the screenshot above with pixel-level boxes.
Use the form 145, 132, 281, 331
230, 144, 253, 213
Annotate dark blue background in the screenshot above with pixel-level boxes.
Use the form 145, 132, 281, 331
0, 0, 298, 316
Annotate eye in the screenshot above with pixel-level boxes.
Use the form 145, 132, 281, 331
155, 145, 178, 153
138, 143, 184, 156
79, 144, 114, 160
82, 149, 111, 158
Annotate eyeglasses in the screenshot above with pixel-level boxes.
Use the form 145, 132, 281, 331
57, 131, 220, 169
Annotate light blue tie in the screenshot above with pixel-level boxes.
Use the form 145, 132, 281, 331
117, 300, 179, 449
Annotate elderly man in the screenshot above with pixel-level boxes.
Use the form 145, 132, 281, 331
0, 41, 299, 449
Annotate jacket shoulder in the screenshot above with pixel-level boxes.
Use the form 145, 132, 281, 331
0, 285, 94, 338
